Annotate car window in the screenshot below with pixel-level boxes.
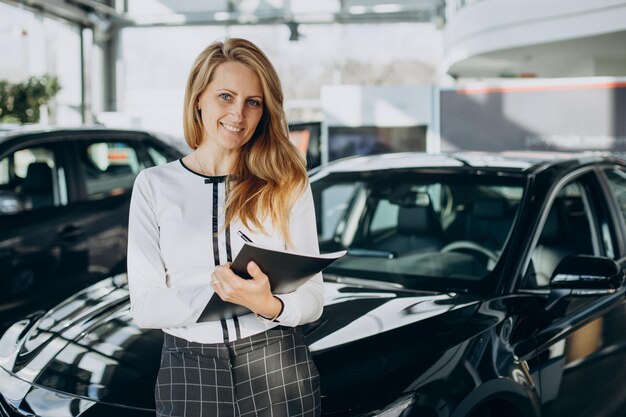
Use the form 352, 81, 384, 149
312, 172, 525, 288
77, 141, 144, 199
146, 145, 169, 166
604, 167, 626, 226
524, 181, 598, 288
317, 183, 360, 242
370, 199, 399, 233
0, 145, 67, 215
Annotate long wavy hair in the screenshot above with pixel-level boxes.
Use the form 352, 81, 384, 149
183, 38, 307, 247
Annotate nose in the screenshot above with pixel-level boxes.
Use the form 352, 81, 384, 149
229, 100, 245, 121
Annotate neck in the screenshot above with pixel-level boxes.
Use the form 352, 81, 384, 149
195, 143, 239, 176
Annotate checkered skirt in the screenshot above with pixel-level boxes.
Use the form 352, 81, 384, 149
155, 327, 321, 417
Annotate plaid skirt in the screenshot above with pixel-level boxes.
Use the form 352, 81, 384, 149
155, 326, 321, 417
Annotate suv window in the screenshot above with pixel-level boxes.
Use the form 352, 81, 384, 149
604, 168, 626, 225
312, 173, 524, 284
370, 199, 399, 233
78, 141, 144, 199
316, 183, 361, 242
0, 145, 66, 214
525, 182, 597, 288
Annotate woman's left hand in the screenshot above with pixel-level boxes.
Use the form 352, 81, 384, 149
211, 262, 282, 318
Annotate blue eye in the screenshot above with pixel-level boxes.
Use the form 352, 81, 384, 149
219, 93, 231, 101
247, 99, 261, 107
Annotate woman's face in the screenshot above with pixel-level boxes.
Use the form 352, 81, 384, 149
197, 61, 264, 152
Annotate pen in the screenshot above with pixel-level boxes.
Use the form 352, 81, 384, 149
238, 230, 253, 243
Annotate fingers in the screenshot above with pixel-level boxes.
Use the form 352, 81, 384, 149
247, 261, 268, 282
212, 267, 241, 302
211, 271, 224, 299
213, 266, 237, 286
210, 272, 221, 287
211, 263, 271, 307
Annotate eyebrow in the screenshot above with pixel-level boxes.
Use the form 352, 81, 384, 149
217, 88, 263, 100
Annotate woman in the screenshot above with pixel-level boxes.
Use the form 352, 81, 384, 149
127, 38, 323, 417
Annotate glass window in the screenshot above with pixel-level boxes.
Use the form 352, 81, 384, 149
312, 172, 525, 288
78, 142, 143, 198
370, 199, 399, 233
0, 157, 9, 185
604, 168, 626, 226
318, 183, 360, 242
0, 146, 65, 214
328, 126, 426, 161
525, 182, 596, 288
146, 145, 169, 166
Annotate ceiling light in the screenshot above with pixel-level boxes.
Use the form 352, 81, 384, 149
372, 4, 403, 13
132, 14, 187, 25
348, 6, 368, 14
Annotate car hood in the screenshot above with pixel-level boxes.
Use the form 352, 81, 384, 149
0, 275, 501, 413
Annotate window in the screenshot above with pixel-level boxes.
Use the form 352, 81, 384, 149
0, 146, 65, 214
328, 126, 426, 161
604, 168, 626, 226
369, 186, 432, 235
78, 141, 144, 198
312, 172, 525, 285
370, 199, 399, 233
526, 182, 596, 288
146, 145, 169, 166
0, 157, 9, 185
317, 183, 360, 242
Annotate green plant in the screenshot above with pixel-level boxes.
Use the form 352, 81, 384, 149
0, 75, 61, 124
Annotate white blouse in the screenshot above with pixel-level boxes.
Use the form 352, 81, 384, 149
127, 159, 324, 343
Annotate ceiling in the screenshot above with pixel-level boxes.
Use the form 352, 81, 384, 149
1, 0, 446, 27
448, 30, 626, 78
5, 0, 622, 79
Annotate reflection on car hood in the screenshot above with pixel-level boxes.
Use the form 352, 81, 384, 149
0, 275, 494, 412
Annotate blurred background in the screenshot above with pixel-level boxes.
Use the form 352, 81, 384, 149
2, 0, 626, 164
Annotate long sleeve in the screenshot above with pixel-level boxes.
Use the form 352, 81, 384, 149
127, 171, 213, 329
274, 185, 325, 326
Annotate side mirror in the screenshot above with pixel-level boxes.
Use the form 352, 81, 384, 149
550, 255, 625, 296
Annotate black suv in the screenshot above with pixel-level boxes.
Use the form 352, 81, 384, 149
0, 128, 186, 324
1, 152, 626, 417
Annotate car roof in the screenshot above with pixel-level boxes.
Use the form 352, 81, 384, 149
0, 125, 150, 143
0, 125, 190, 154
312, 151, 621, 176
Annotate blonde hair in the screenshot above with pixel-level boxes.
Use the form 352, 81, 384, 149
183, 38, 307, 247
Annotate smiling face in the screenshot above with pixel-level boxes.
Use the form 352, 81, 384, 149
197, 61, 264, 153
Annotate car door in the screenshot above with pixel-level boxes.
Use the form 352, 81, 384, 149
519, 170, 626, 417
67, 133, 182, 284
0, 137, 84, 321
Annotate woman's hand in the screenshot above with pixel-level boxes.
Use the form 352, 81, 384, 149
211, 261, 282, 318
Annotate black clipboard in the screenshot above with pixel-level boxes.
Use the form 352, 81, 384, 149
197, 243, 346, 322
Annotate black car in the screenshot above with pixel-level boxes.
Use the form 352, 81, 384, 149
0, 127, 186, 325
1, 152, 626, 417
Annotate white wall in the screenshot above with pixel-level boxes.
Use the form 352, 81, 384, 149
443, 0, 626, 73
322, 85, 433, 127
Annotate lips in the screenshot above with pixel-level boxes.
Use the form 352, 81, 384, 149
221, 122, 244, 133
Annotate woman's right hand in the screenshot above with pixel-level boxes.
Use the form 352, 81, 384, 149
212, 262, 282, 318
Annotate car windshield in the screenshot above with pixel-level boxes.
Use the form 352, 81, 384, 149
311, 170, 525, 291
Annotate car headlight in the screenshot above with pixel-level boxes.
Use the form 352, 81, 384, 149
365, 394, 415, 417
